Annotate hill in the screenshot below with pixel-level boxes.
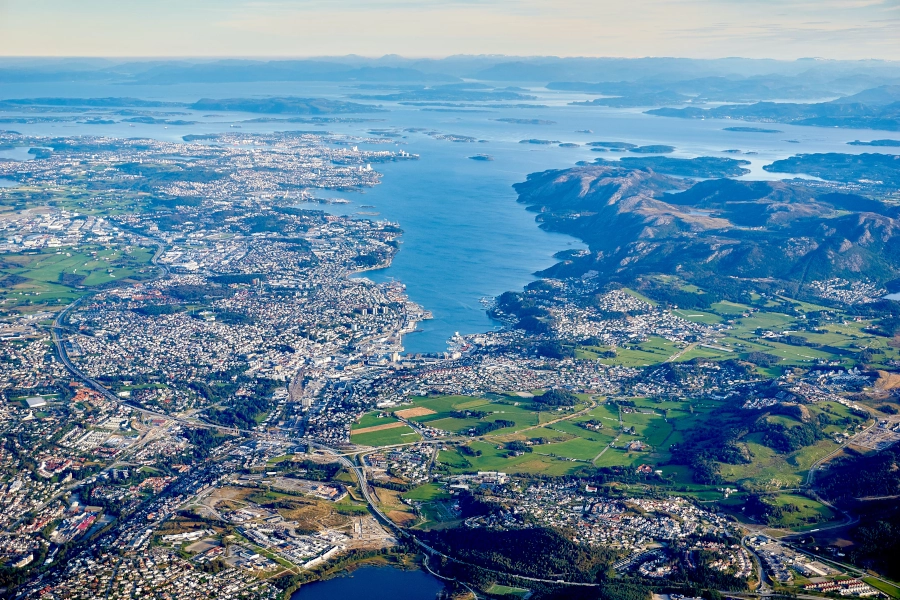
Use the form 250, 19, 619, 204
647, 88, 900, 131
513, 161, 900, 286
188, 97, 382, 114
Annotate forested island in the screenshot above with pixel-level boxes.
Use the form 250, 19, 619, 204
763, 152, 900, 187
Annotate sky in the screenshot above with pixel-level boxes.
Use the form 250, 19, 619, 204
0, 0, 898, 60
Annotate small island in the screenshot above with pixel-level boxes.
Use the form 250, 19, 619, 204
630, 144, 675, 154
468, 154, 494, 161
493, 118, 556, 125
519, 139, 560, 145
558, 142, 580, 148
723, 126, 783, 133
848, 139, 900, 147
587, 141, 637, 149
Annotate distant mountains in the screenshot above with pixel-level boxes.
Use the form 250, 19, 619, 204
348, 86, 535, 102
832, 85, 900, 105
647, 85, 900, 131
513, 159, 900, 286
189, 97, 381, 114
0, 96, 382, 115
129, 62, 460, 85
1, 56, 898, 96
2, 57, 900, 129
551, 77, 832, 103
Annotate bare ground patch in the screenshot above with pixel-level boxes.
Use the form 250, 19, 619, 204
876, 370, 900, 391
278, 501, 350, 530
386, 510, 417, 526
395, 407, 436, 418
353, 422, 407, 435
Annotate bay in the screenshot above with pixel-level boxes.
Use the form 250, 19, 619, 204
1, 80, 896, 351
0, 147, 35, 161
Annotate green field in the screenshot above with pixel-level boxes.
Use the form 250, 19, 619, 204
716, 492, 838, 529
767, 493, 837, 528
402, 483, 449, 502
353, 411, 399, 429
404, 395, 489, 413
438, 441, 587, 476
567, 280, 900, 371
403, 395, 542, 434
579, 336, 681, 367
486, 584, 531, 598
0, 245, 155, 311
428, 396, 684, 474
719, 434, 840, 490
710, 300, 751, 315
416, 500, 461, 528
538, 436, 608, 461
863, 577, 900, 599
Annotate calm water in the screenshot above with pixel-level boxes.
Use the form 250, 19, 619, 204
290, 565, 444, 600
1, 80, 897, 351
0, 147, 35, 161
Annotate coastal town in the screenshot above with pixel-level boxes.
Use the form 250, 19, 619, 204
0, 125, 898, 600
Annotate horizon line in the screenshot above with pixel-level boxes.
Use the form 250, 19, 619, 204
1, 54, 898, 63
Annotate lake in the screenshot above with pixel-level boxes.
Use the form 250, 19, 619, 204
1, 80, 896, 351
290, 565, 444, 600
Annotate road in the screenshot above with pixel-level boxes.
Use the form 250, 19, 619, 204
666, 341, 699, 363
311, 442, 603, 588
592, 403, 623, 465
741, 535, 772, 595
805, 420, 877, 487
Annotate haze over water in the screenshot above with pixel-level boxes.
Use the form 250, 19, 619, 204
1, 80, 894, 352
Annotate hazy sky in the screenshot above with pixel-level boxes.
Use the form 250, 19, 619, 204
0, 0, 898, 60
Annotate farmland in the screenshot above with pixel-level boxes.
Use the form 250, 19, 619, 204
0, 245, 155, 311
350, 425, 421, 446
